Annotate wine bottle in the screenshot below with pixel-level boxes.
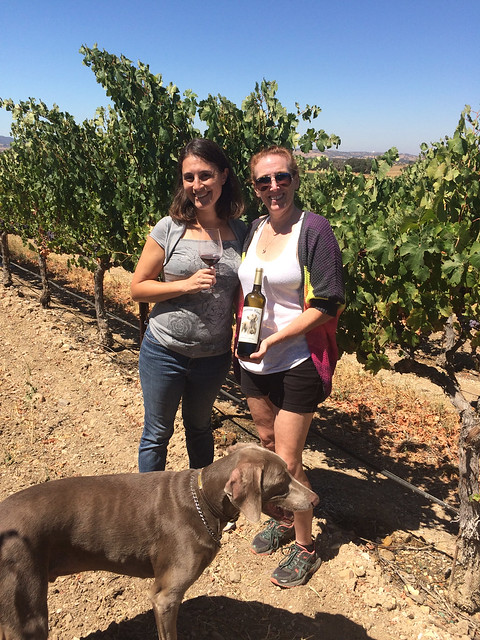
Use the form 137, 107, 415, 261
237, 268, 265, 357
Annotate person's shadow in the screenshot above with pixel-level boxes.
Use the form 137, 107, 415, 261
84, 595, 375, 639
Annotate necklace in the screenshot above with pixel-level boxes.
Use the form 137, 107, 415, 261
260, 220, 286, 254
261, 232, 280, 254
259, 211, 304, 253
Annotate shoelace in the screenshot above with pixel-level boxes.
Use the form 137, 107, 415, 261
263, 519, 293, 542
278, 543, 315, 569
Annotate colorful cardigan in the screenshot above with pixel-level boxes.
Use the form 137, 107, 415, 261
237, 211, 345, 399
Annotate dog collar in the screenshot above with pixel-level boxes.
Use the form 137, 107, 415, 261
191, 471, 222, 546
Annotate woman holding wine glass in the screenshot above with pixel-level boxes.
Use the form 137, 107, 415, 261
131, 138, 246, 472
236, 146, 345, 588
197, 227, 223, 295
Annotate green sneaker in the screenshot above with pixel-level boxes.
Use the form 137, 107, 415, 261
250, 518, 295, 555
270, 542, 322, 588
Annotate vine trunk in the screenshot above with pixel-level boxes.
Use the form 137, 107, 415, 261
453, 406, 480, 612
94, 257, 113, 348
1, 232, 13, 287
38, 251, 51, 308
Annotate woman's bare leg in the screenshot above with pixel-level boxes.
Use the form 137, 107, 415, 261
246, 396, 278, 450
247, 396, 314, 546
271, 409, 314, 546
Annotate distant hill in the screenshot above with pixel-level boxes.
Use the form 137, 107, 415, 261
0, 135, 418, 164
302, 148, 418, 164
0, 135, 13, 151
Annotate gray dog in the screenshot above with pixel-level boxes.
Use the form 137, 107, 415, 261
0, 443, 319, 640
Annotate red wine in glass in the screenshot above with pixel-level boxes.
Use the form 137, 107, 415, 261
198, 228, 223, 292
199, 254, 221, 267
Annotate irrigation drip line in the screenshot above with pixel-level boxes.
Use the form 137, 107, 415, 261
218, 388, 247, 406
7, 261, 140, 358
8, 260, 139, 331
4, 259, 461, 518
220, 377, 460, 517
213, 401, 260, 442
312, 428, 460, 516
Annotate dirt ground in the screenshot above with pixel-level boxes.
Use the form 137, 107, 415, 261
1, 258, 480, 640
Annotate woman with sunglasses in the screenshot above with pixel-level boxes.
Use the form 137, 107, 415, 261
236, 145, 344, 588
131, 138, 246, 472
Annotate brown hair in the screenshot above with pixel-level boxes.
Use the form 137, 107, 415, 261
249, 145, 300, 184
169, 138, 244, 223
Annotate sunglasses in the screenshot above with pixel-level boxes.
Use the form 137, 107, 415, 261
254, 172, 293, 191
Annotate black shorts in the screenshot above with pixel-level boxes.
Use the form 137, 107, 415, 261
240, 357, 325, 413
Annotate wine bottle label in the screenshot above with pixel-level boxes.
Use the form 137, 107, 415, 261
238, 306, 263, 344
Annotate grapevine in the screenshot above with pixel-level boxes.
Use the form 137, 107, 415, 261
0, 50, 479, 610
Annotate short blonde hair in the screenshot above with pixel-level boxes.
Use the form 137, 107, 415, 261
249, 146, 299, 184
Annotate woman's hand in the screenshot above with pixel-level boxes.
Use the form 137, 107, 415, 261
236, 338, 270, 363
131, 237, 217, 302
184, 267, 216, 294
236, 308, 332, 362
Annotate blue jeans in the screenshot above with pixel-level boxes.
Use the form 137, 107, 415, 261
138, 327, 231, 472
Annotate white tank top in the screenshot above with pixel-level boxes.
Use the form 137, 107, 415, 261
238, 214, 310, 374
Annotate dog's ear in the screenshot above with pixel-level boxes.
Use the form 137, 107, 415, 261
224, 462, 262, 523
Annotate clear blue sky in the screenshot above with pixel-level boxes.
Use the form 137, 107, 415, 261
1, 0, 478, 155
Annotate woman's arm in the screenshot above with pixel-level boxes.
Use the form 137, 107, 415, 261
130, 236, 215, 303
239, 307, 332, 363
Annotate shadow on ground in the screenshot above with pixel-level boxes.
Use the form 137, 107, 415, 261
84, 595, 375, 639
307, 463, 458, 544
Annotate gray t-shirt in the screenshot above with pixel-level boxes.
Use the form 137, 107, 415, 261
147, 218, 245, 357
